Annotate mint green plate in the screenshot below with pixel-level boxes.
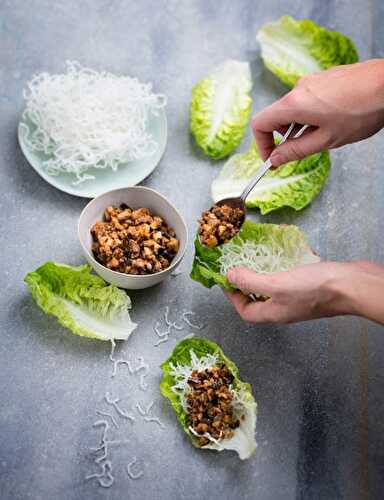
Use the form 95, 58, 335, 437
17, 109, 167, 198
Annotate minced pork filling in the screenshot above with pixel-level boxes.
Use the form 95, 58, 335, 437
91, 204, 179, 275
186, 364, 241, 446
198, 204, 244, 247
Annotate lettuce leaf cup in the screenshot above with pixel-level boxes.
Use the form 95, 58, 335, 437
160, 337, 257, 460
191, 221, 319, 290
257, 16, 358, 88
25, 262, 137, 340
190, 59, 253, 160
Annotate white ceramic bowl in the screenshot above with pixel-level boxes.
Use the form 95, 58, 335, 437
78, 187, 188, 289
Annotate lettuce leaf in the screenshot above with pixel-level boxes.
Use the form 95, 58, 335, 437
190, 59, 252, 160
24, 262, 137, 341
160, 337, 257, 460
257, 16, 358, 87
211, 140, 330, 214
191, 221, 319, 290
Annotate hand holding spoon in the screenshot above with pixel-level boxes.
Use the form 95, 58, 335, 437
213, 122, 309, 225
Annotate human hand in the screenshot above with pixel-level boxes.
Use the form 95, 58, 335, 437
252, 59, 384, 167
224, 261, 384, 325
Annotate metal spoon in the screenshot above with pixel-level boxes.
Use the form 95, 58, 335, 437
214, 122, 309, 301
214, 122, 310, 222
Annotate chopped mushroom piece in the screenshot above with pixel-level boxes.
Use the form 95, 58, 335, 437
91, 205, 179, 275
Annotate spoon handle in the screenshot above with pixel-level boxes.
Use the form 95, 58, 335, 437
240, 122, 309, 203
240, 158, 272, 202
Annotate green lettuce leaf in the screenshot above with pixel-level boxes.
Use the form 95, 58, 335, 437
211, 140, 330, 214
160, 337, 257, 460
191, 221, 319, 290
190, 59, 253, 160
257, 16, 358, 87
24, 262, 137, 341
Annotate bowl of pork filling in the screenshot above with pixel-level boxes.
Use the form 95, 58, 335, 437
78, 187, 187, 289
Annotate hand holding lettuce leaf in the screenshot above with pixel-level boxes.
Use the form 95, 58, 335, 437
190, 59, 252, 160
160, 337, 257, 460
225, 261, 368, 324
211, 140, 330, 215
257, 16, 358, 87
25, 262, 137, 341
191, 221, 319, 290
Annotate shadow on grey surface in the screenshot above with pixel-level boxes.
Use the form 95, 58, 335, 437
16, 293, 111, 357
9, 118, 88, 212
125, 279, 173, 316
296, 380, 341, 500
248, 205, 307, 226
248, 54, 263, 81
187, 126, 225, 167
258, 63, 289, 99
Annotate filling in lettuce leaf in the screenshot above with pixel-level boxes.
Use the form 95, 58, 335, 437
212, 140, 330, 215
25, 262, 137, 341
191, 221, 319, 289
160, 337, 257, 460
257, 16, 358, 88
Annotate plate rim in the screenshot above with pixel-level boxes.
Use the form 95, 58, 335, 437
17, 109, 168, 198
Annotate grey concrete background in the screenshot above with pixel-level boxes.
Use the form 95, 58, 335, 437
1, 1, 384, 499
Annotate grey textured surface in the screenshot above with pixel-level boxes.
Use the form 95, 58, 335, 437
1, 1, 384, 499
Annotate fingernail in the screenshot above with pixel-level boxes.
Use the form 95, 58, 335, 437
227, 269, 236, 283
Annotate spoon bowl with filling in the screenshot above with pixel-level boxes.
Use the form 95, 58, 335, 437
200, 122, 310, 247
198, 201, 245, 248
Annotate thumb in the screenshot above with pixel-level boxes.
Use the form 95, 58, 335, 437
227, 267, 275, 295
270, 128, 329, 167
